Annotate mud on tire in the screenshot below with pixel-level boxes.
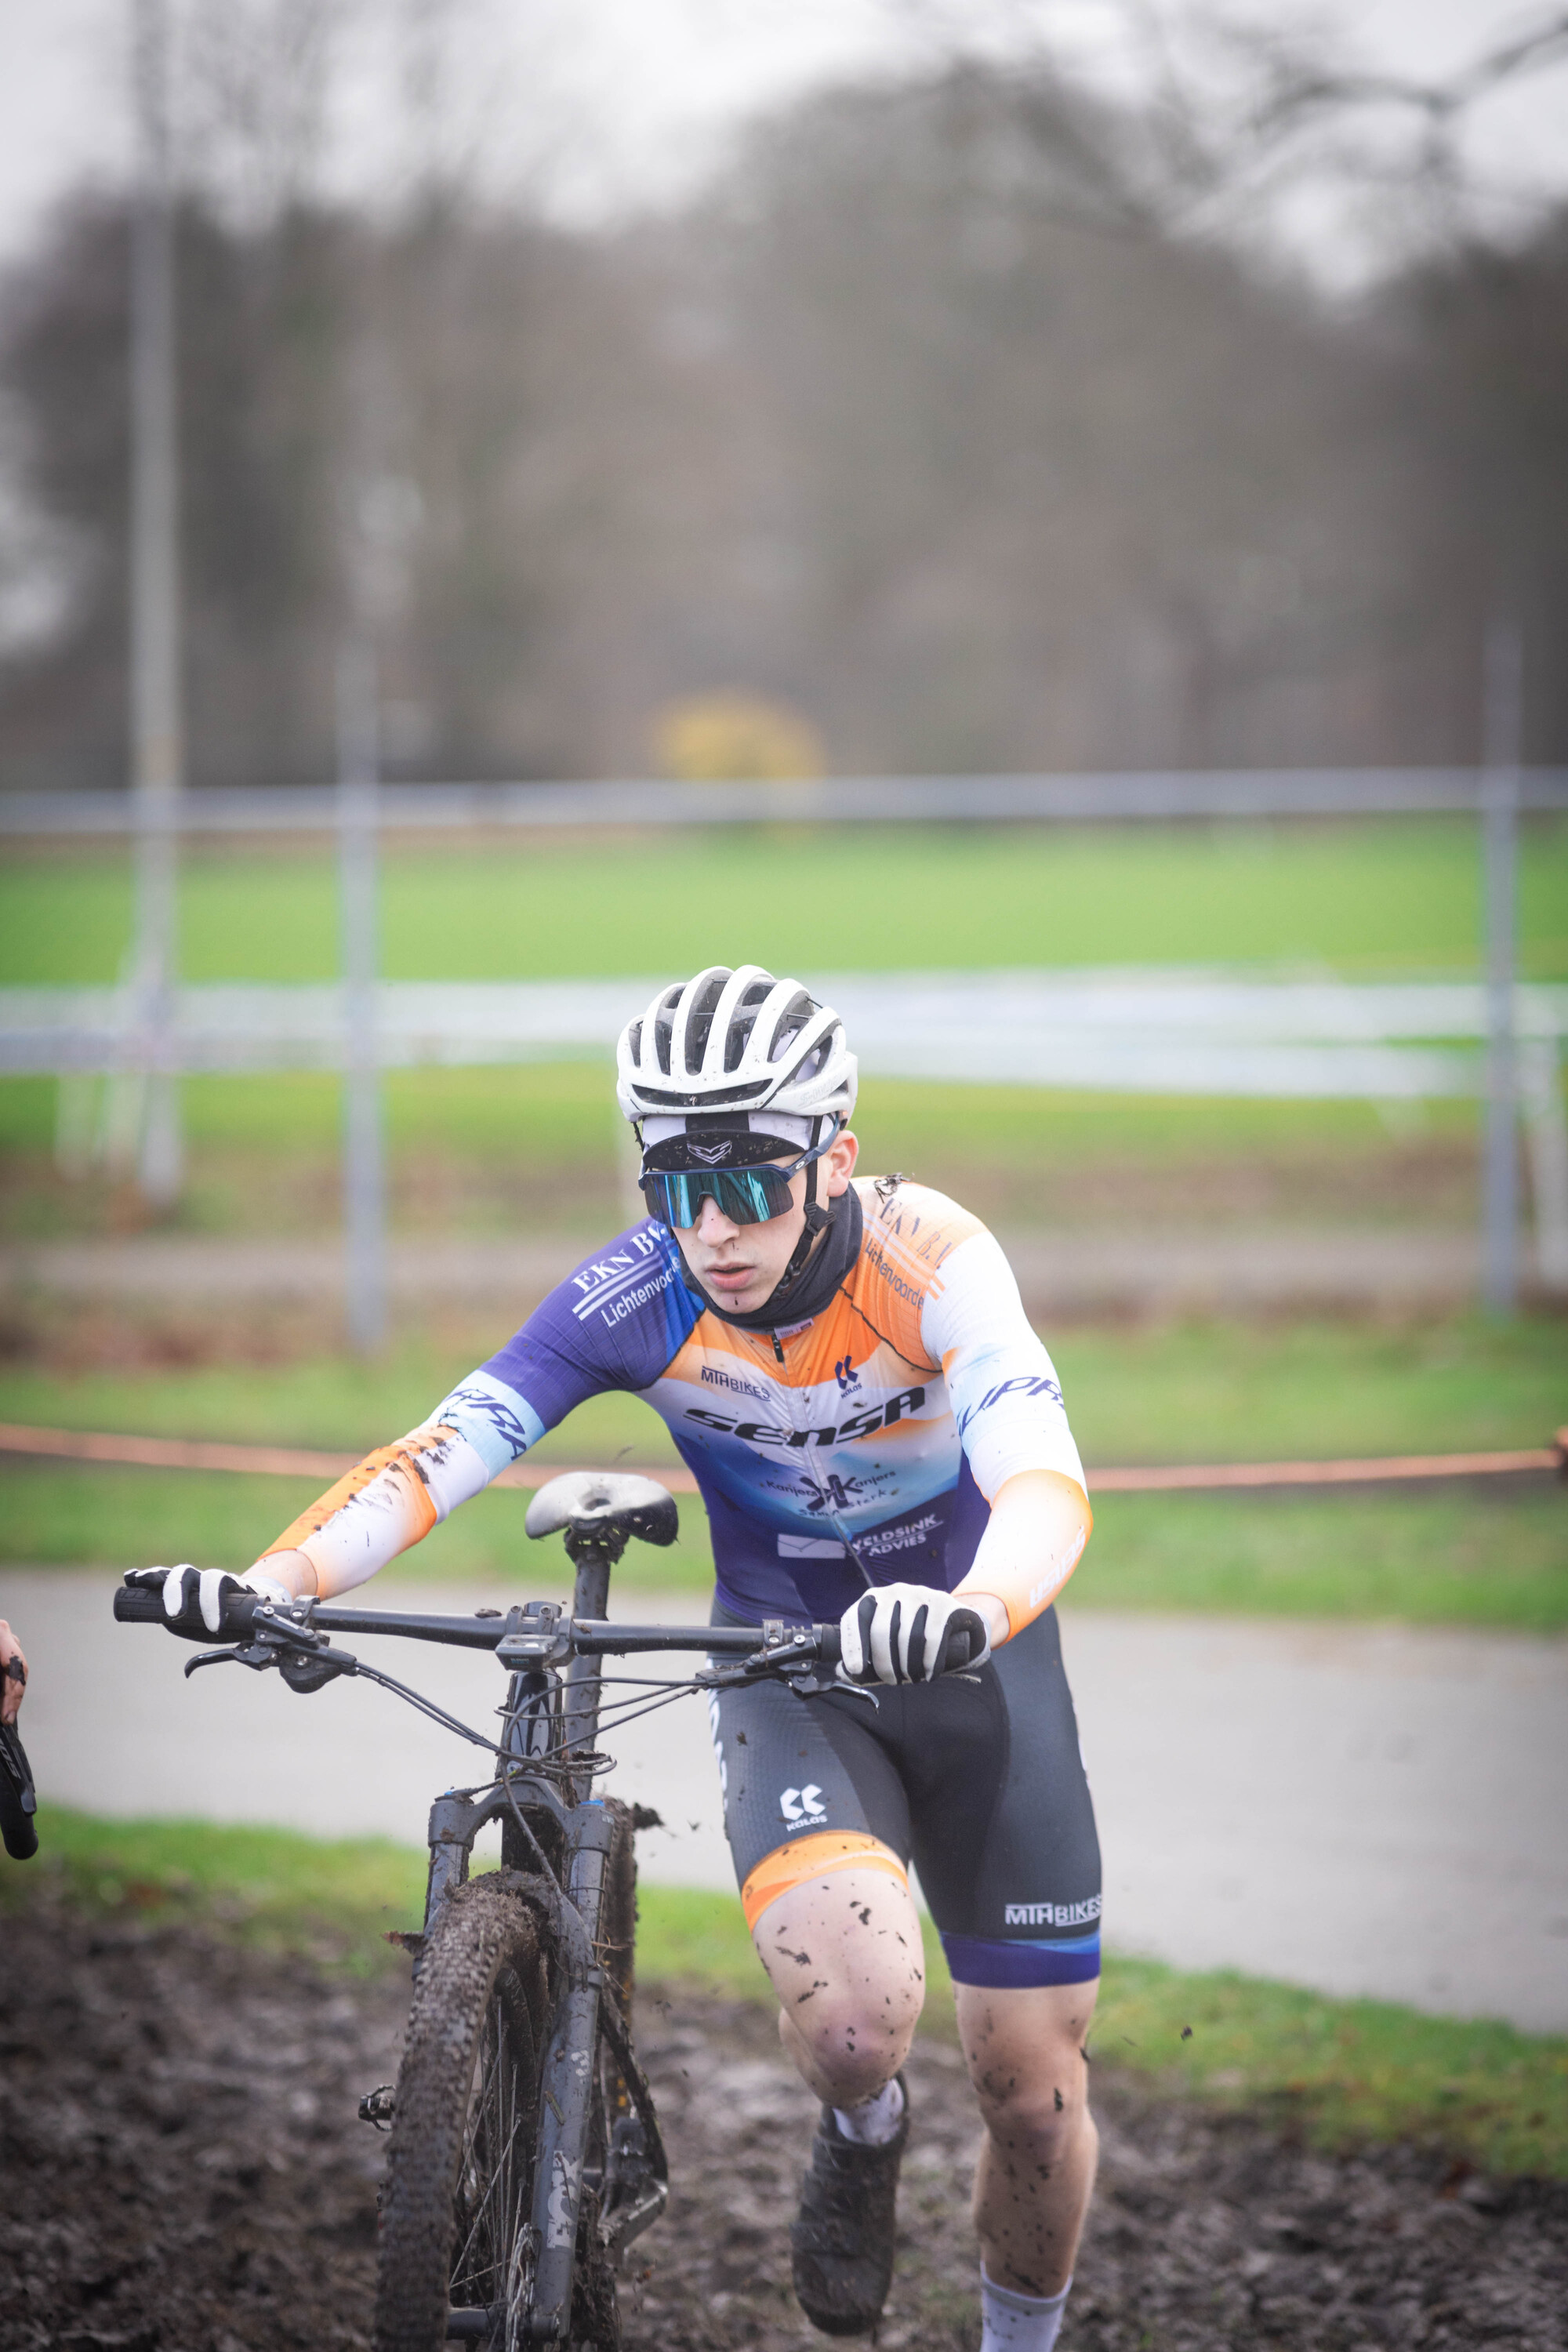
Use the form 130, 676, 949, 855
373, 1872, 551, 2352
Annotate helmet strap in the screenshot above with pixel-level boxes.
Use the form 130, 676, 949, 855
774, 1116, 832, 1285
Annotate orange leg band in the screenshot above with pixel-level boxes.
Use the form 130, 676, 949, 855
741, 1831, 908, 1933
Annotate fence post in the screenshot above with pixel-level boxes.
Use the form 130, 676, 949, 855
126, 0, 183, 1209
1480, 619, 1523, 1314
338, 641, 387, 1353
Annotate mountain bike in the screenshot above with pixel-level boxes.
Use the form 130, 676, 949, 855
112, 1469, 886, 2351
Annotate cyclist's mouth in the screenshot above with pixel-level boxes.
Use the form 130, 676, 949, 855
699, 1256, 756, 1295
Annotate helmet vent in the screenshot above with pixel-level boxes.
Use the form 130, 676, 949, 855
724, 977, 774, 1070
684, 971, 731, 1073
769, 989, 816, 1062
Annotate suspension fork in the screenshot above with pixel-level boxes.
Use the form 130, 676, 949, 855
524, 1537, 629, 2339
524, 1799, 619, 2342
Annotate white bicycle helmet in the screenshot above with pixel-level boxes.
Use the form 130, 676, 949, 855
616, 965, 858, 1126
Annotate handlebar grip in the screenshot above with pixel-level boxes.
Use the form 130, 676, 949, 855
112, 1586, 262, 1638
114, 1587, 166, 1623
935, 1608, 988, 1675
815, 1622, 842, 1668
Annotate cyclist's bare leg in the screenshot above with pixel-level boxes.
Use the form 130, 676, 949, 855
958, 1978, 1099, 2299
753, 1867, 927, 2107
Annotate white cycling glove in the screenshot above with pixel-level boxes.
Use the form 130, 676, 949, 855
837, 1583, 993, 1687
123, 1564, 292, 1640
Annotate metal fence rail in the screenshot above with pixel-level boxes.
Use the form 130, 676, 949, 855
2, 766, 1567, 835
5, 973, 1566, 1095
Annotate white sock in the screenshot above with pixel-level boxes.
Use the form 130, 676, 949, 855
832, 2074, 906, 2147
980, 2267, 1072, 2352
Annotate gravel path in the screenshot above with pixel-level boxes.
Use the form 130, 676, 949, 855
2, 1897, 1564, 2352
12, 1572, 1568, 2031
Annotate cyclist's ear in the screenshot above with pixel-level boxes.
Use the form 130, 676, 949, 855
823, 1129, 858, 1196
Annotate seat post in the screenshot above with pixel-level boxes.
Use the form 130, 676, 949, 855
562, 1526, 626, 1766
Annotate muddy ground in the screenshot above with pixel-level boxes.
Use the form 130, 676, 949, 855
2, 1900, 1564, 2352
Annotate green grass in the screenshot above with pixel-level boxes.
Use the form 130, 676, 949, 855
1089, 1954, 1568, 2180
3, 1313, 1558, 1463
0, 1061, 1490, 1250
4, 817, 1566, 985
1075, 1488, 1568, 1631
1051, 1315, 1567, 1463
7, 1813, 1565, 2176
4, 1463, 1562, 1624
2, 1316, 1562, 1620
0, 1062, 1475, 1173
1, 1806, 429, 1976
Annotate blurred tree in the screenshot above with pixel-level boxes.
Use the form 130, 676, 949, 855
1393, 208, 1568, 764
0, 49, 1564, 789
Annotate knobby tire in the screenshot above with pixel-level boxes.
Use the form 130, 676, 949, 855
374, 1873, 550, 2352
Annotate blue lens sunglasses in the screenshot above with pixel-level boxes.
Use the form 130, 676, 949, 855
638, 1127, 838, 1229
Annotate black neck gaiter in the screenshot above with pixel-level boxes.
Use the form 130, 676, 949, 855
679, 1184, 864, 1332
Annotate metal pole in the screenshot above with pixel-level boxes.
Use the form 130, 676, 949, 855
128, 0, 183, 1207
1480, 618, 1522, 1314
338, 641, 387, 1352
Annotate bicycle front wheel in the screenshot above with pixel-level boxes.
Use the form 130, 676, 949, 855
374, 1874, 551, 2352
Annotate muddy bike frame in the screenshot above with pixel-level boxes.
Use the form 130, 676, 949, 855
114, 1559, 842, 2345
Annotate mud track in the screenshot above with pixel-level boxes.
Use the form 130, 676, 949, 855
2, 1901, 1563, 2352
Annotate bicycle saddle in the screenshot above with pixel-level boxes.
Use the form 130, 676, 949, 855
524, 1472, 679, 1549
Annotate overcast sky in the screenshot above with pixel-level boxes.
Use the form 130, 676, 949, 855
1, 0, 1564, 273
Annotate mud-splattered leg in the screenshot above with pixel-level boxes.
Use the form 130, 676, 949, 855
958, 1979, 1100, 2299
751, 1864, 927, 2106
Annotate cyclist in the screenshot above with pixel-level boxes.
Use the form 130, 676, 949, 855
129, 966, 1100, 2350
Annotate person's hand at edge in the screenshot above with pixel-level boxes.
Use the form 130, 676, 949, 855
0, 1621, 27, 1726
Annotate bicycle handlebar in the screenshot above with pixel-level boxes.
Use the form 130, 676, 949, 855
111, 1584, 849, 1661
112, 1587, 989, 1674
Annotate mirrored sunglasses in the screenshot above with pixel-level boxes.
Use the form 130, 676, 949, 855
638, 1130, 835, 1229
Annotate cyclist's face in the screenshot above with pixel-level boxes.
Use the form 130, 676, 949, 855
673, 1130, 858, 1314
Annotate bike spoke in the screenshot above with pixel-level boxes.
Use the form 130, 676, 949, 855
452, 1992, 535, 2306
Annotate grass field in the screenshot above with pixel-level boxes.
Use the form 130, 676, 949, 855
0, 1063, 1486, 1245
4, 818, 1566, 985
6, 1312, 1559, 1458
2, 1316, 1562, 1622
5, 1465, 1563, 1625
4, 820, 1563, 1623
6, 814, 1561, 1239
6, 1811, 1564, 2178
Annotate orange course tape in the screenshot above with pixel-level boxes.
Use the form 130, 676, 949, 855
0, 1421, 699, 1493
0, 1423, 1559, 1494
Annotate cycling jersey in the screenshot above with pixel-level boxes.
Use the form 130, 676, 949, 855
260, 1179, 1087, 1625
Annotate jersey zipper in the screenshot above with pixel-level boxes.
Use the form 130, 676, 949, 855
755, 1322, 876, 1598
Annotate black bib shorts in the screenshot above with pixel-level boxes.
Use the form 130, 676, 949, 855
709, 1601, 1102, 1989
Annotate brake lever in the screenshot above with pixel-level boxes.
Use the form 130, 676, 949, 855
185, 1638, 278, 1677
183, 1624, 361, 1686
694, 1628, 826, 1693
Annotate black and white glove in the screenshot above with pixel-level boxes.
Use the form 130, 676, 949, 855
837, 1584, 993, 1686
122, 1565, 289, 1641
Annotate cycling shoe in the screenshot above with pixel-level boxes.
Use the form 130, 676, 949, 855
789, 2077, 909, 2336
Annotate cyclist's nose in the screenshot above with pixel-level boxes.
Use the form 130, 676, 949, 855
694, 1192, 740, 1244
